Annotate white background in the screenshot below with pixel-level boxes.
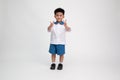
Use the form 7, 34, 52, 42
0, 0, 120, 80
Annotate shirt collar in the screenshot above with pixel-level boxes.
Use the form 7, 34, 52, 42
54, 21, 64, 25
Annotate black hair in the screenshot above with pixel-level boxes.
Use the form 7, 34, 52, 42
54, 8, 65, 15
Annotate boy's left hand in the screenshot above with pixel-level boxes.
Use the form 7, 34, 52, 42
64, 19, 71, 31
64, 19, 68, 27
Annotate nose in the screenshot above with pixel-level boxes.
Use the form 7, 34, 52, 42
58, 16, 61, 18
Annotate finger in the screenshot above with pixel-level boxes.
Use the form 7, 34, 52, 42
50, 21, 52, 23
65, 19, 67, 22
64, 19, 67, 24
50, 21, 54, 24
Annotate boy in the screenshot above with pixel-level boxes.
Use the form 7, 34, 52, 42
48, 8, 71, 70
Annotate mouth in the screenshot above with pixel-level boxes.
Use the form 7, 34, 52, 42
58, 19, 61, 20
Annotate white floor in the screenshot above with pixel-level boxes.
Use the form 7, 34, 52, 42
0, 57, 120, 80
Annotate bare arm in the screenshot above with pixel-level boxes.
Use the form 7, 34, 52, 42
48, 21, 53, 32
64, 20, 71, 32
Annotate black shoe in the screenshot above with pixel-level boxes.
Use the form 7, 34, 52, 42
50, 63, 56, 70
57, 63, 63, 70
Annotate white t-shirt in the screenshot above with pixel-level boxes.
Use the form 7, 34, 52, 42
50, 24, 66, 44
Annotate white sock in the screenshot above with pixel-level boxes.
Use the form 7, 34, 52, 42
52, 62, 55, 64
59, 62, 63, 64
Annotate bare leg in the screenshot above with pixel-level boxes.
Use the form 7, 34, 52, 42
59, 55, 64, 63
57, 55, 64, 70
51, 54, 56, 63
50, 54, 56, 70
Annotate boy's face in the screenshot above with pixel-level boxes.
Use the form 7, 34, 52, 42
54, 12, 64, 22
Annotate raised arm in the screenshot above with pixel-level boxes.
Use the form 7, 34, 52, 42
48, 21, 54, 32
64, 20, 71, 32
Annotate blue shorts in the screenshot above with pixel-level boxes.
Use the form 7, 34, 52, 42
49, 44, 65, 55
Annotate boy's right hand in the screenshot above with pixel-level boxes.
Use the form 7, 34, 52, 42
48, 21, 54, 32
50, 21, 54, 27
